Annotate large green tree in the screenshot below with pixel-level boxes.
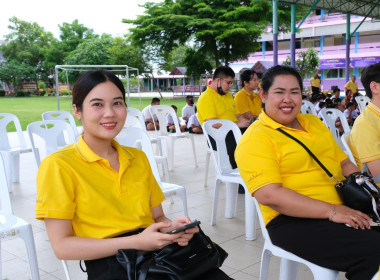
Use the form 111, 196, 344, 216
124, 0, 298, 68
283, 48, 320, 80
0, 17, 54, 90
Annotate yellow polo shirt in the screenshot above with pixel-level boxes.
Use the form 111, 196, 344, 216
36, 136, 165, 239
197, 86, 239, 125
236, 112, 346, 225
350, 102, 380, 174
234, 88, 262, 117
345, 80, 358, 93
310, 77, 321, 88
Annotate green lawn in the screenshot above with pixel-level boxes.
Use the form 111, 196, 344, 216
0, 95, 196, 132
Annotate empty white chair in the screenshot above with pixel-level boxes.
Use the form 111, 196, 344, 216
371, 271, 378, 280
42, 110, 79, 141
0, 152, 40, 279
301, 100, 318, 116
27, 120, 76, 167
253, 197, 339, 280
355, 95, 370, 113
0, 113, 31, 192
319, 108, 350, 149
150, 105, 197, 171
125, 107, 169, 182
115, 127, 188, 216
341, 133, 357, 165
202, 119, 256, 241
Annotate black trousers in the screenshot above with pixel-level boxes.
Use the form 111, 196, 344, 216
267, 215, 380, 280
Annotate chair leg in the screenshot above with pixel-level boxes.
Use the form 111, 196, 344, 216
244, 192, 257, 241
189, 136, 198, 167
0, 240, 2, 280
259, 248, 272, 280
166, 137, 175, 171
162, 157, 170, 182
62, 260, 71, 280
18, 224, 40, 280
2, 151, 12, 192
11, 152, 20, 183
175, 187, 189, 217
203, 151, 210, 188
225, 182, 238, 219
279, 258, 299, 280
211, 179, 221, 226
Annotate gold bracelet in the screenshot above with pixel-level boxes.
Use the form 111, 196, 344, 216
329, 205, 337, 221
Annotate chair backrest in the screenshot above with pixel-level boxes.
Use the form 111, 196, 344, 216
149, 105, 182, 136
42, 110, 79, 141
355, 96, 370, 113
0, 152, 14, 215
319, 108, 350, 149
27, 120, 76, 167
301, 100, 318, 116
125, 107, 146, 130
115, 127, 163, 187
0, 113, 28, 151
202, 119, 241, 174
341, 132, 357, 165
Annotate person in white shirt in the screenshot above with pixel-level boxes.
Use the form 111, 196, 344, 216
181, 95, 196, 123
187, 107, 202, 134
166, 105, 186, 132
142, 97, 160, 130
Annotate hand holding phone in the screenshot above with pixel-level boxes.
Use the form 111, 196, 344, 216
167, 220, 201, 234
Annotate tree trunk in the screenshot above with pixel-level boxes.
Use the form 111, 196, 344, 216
151, 72, 163, 99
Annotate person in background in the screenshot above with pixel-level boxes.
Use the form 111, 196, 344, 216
350, 62, 380, 183
310, 70, 321, 98
181, 95, 196, 124
142, 97, 160, 130
35, 70, 235, 279
166, 105, 186, 132
187, 106, 203, 134
236, 65, 380, 280
332, 97, 345, 112
333, 87, 341, 99
344, 101, 356, 126
344, 89, 353, 106
345, 75, 359, 96
234, 69, 261, 124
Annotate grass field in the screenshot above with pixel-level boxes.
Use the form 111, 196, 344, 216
0, 95, 196, 132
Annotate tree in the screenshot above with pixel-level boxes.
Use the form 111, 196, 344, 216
283, 48, 320, 80
0, 60, 34, 92
124, 0, 300, 68
0, 17, 55, 91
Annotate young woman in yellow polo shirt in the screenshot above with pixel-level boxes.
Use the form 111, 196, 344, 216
36, 70, 232, 280
236, 65, 380, 280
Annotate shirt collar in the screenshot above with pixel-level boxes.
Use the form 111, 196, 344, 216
259, 111, 306, 131
368, 101, 380, 116
75, 135, 134, 163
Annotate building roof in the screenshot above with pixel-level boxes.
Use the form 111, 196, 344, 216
279, 0, 380, 19
252, 61, 274, 73
169, 67, 187, 75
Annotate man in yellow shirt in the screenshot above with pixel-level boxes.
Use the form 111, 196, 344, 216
350, 63, 380, 185
197, 65, 250, 170
345, 75, 359, 94
234, 69, 261, 125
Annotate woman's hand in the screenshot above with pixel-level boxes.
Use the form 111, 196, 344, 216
171, 217, 199, 246
330, 204, 372, 229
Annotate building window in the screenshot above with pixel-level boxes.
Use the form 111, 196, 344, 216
325, 69, 345, 79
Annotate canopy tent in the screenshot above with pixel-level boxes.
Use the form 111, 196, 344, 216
54, 65, 140, 110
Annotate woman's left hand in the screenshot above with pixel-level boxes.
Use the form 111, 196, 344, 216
171, 217, 199, 246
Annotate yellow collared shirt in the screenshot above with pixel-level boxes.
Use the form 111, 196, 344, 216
345, 80, 358, 93
197, 86, 239, 125
36, 136, 165, 238
234, 88, 262, 117
350, 102, 380, 174
310, 77, 321, 88
236, 112, 346, 225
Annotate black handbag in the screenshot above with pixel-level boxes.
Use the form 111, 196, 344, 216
277, 128, 380, 222
116, 226, 228, 280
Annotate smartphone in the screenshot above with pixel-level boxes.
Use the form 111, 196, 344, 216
167, 220, 201, 234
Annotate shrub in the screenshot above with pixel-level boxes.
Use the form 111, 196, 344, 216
0, 90, 5, 96
62, 90, 72, 96
16, 90, 26, 97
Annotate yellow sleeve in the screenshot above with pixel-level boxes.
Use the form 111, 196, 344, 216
351, 121, 380, 164
344, 81, 350, 89
235, 91, 250, 114
36, 155, 76, 220
197, 94, 217, 124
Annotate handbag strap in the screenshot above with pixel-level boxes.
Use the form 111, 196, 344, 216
277, 128, 340, 184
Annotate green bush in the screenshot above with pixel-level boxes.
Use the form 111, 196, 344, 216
16, 90, 26, 97
62, 90, 72, 96
0, 90, 5, 96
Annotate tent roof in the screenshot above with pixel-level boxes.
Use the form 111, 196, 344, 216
279, 0, 380, 19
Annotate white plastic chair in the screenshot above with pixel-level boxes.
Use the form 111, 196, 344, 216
355, 95, 370, 113
253, 197, 339, 280
202, 119, 257, 241
150, 105, 197, 171
300, 100, 318, 116
371, 271, 378, 280
341, 133, 357, 165
0, 152, 40, 279
115, 127, 188, 216
319, 108, 351, 149
42, 110, 79, 141
125, 107, 169, 181
27, 120, 76, 167
0, 113, 32, 192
